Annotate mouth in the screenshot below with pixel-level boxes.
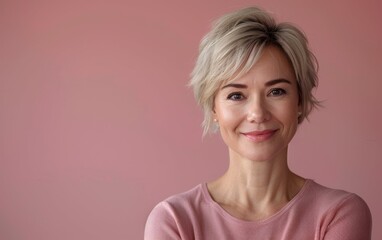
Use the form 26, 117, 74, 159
242, 129, 278, 142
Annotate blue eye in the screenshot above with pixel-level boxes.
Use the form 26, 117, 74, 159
227, 92, 245, 101
269, 88, 286, 96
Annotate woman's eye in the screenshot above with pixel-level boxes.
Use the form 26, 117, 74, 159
269, 88, 286, 96
227, 92, 245, 101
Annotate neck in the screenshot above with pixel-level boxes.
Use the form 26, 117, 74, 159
208, 147, 305, 220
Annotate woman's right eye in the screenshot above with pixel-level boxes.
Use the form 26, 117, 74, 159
227, 92, 245, 101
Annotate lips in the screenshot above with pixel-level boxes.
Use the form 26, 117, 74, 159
242, 129, 278, 142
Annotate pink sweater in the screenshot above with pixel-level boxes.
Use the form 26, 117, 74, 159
145, 179, 372, 240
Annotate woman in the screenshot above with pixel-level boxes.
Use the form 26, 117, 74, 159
145, 7, 372, 240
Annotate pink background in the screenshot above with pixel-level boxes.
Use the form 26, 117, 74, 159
0, 0, 381, 239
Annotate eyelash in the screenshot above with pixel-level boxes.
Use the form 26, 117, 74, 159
268, 88, 287, 96
226, 88, 287, 101
227, 92, 245, 101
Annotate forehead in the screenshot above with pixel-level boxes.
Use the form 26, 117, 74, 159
224, 45, 296, 86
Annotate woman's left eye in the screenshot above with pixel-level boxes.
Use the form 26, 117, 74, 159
269, 88, 286, 96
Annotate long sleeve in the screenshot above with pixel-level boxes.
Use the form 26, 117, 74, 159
323, 194, 372, 240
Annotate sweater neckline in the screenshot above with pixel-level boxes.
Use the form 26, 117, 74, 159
200, 179, 313, 225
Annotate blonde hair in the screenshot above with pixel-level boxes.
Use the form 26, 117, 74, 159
189, 7, 320, 136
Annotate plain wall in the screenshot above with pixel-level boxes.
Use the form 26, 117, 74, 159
1, 0, 381, 239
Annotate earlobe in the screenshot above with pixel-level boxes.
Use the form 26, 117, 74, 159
297, 105, 303, 124
212, 109, 218, 124
213, 117, 219, 129
212, 111, 217, 121
297, 104, 303, 122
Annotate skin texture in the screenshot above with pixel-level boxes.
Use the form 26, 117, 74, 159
209, 45, 306, 221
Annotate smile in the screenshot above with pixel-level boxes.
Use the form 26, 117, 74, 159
242, 129, 278, 142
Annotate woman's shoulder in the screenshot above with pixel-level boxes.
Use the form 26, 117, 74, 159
300, 179, 372, 238
159, 183, 207, 208
299, 180, 372, 234
145, 184, 209, 221
144, 184, 207, 240
304, 179, 369, 209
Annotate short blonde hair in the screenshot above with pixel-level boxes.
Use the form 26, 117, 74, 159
189, 7, 320, 136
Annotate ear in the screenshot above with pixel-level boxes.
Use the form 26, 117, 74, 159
212, 96, 219, 121
212, 101, 217, 115
212, 109, 217, 120
297, 105, 303, 123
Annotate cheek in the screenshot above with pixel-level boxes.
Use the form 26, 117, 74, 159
216, 105, 244, 127
280, 104, 299, 129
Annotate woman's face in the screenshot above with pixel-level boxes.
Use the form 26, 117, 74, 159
213, 45, 300, 162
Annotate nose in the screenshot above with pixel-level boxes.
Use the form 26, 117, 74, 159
246, 97, 270, 123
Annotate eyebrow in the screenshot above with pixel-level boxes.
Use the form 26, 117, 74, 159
221, 78, 292, 89
221, 83, 247, 89
265, 78, 292, 86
